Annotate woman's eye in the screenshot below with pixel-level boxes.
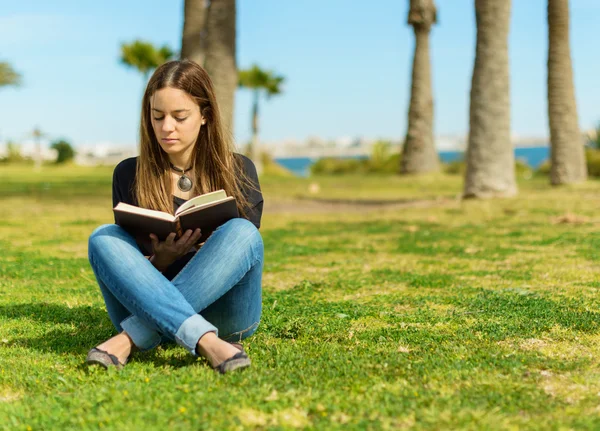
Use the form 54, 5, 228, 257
152, 116, 186, 122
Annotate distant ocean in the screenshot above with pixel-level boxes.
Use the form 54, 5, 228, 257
274, 146, 550, 177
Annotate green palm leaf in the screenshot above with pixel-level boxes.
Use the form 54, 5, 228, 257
120, 40, 175, 77
238, 64, 284, 97
237, 64, 285, 174
0, 62, 22, 88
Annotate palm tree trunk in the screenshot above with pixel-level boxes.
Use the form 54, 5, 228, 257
33, 127, 43, 170
401, 0, 439, 174
250, 90, 263, 174
464, 0, 516, 198
547, 0, 586, 185
204, 0, 237, 134
181, 0, 208, 66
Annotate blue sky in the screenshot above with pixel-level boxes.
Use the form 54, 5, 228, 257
0, 0, 598, 150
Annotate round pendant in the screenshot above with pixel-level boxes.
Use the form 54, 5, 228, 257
177, 175, 193, 192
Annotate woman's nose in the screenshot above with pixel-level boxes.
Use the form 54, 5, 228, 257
162, 117, 176, 132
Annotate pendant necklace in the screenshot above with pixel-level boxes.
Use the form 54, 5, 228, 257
170, 163, 193, 192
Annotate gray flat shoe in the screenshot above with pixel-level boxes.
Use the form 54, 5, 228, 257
213, 350, 251, 374
86, 347, 127, 370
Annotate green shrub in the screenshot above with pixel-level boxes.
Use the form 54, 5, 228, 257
591, 122, 600, 149
239, 144, 294, 177
536, 159, 551, 175
50, 139, 75, 164
515, 159, 533, 179
0, 141, 32, 164
586, 148, 600, 177
310, 157, 367, 175
369, 140, 391, 168
261, 151, 294, 177
443, 159, 465, 175
365, 152, 401, 174
535, 148, 600, 178
364, 141, 401, 174
310, 141, 403, 175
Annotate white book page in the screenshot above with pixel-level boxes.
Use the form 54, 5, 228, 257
175, 189, 228, 216
114, 203, 176, 221
178, 196, 235, 216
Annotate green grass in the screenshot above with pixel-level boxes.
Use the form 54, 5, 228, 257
2, 164, 600, 429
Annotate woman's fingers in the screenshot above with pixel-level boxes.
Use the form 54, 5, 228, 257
174, 230, 194, 251
149, 234, 159, 251
181, 229, 201, 250
165, 232, 177, 246
151, 229, 202, 257
178, 229, 193, 244
192, 228, 202, 241
189, 229, 202, 248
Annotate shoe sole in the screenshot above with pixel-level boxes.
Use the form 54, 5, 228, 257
86, 350, 124, 370
216, 356, 251, 374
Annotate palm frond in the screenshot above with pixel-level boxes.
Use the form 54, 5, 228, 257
120, 40, 175, 75
238, 64, 285, 98
0, 62, 22, 87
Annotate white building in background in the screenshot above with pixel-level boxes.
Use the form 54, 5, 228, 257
267, 135, 462, 159
435, 135, 467, 152
262, 133, 559, 159
75, 143, 137, 166
0, 139, 137, 165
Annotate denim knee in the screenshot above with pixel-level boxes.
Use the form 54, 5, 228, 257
218, 218, 263, 254
221, 218, 258, 235
89, 224, 118, 254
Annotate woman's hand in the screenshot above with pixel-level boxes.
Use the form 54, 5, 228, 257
149, 228, 202, 272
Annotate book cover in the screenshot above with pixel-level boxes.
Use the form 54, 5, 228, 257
113, 190, 239, 243
179, 198, 239, 243
113, 205, 178, 241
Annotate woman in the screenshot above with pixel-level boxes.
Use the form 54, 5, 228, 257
86, 60, 264, 374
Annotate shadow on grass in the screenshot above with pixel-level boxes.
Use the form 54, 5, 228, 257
0, 302, 204, 368
0, 302, 111, 353
0, 302, 106, 326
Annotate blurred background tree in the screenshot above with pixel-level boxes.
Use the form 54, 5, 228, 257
463, 0, 516, 198
0, 62, 22, 166
0, 141, 29, 164
203, 0, 237, 134
547, 0, 587, 185
238, 65, 285, 175
32, 127, 45, 170
0, 62, 21, 88
120, 40, 175, 83
401, 0, 440, 175
180, 0, 237, 133
181, 0, 208, 66
50, 139, 75, 164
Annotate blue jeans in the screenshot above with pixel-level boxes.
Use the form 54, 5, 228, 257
87, 218, 263, 356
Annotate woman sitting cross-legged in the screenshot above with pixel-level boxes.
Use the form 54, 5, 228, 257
86, 60, 264, 374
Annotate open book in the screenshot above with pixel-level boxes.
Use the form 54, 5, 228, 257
113, 189, 239, 243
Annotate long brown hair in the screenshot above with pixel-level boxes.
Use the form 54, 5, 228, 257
135, 60, 252, 216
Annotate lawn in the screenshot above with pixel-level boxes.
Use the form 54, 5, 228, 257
1, 164, 600, 430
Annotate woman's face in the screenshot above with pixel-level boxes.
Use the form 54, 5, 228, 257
150, 87, 204, 164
